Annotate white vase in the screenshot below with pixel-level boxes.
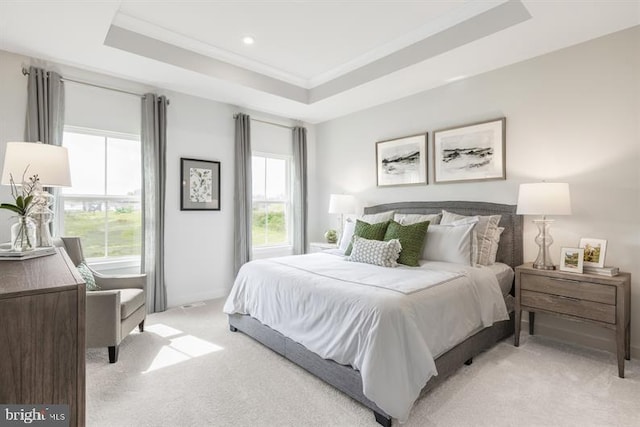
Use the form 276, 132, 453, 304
11, 215, 37, 252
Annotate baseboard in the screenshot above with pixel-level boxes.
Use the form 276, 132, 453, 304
167, 289, 228, 309
521, 316, 639, 358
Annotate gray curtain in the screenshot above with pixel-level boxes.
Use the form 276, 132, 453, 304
234, 113, 252, 275
25, 66, 65, 146
292, 127, 308, 255
25, 66, 65, 237
141, 94, 168, 313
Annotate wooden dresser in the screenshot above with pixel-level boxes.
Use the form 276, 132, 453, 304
514, 263, 631, 378
0, 248, 86, 426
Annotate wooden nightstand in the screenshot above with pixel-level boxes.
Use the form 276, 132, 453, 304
514, 263, 631, 377
309, 242, 338, 253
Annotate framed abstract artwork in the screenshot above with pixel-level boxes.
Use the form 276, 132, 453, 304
180, 158, 220, 211
433, 118, 506, 184
376, 133, 427, 187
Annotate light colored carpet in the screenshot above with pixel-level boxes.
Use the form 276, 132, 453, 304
87, 298, 640, 427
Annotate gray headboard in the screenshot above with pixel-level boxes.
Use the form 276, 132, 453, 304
364, 201, 523, 268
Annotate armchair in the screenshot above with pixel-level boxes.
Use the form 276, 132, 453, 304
53, 237, 146, 363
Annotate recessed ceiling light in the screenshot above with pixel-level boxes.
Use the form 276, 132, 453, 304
242, 36, 255, 45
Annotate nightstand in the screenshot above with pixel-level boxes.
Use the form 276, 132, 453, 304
309, 242, 338, 253
514, 263, 631, 378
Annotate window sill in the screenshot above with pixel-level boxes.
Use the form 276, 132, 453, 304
87, 256, 141, 275
252, 245, 293, 260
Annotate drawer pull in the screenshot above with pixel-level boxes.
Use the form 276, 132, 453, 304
557, 295, 580, 302
551, 277, 581, 285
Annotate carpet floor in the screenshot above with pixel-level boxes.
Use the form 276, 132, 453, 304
87, 298, 640, 426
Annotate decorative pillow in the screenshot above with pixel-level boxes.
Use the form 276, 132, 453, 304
338, 218, 356, 253
348, 236, 402, 268
441, 210, 501, 266
361, 210, 394, 224
394, 213, 441, 226
345, 219, 390, 256
488, 227, 505, 265
421, 223, 475, 265
77, 262, 99, 291
383, 220, 430, 267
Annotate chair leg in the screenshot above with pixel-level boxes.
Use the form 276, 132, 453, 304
108, 346, 119, 363
139, 319, 145, 332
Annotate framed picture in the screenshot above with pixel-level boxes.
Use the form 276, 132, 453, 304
180, 158, 220, 211
433, 117, 506, 184
579, 238, 607, 268
559, 247, 585, 273
376, 133, 427, 187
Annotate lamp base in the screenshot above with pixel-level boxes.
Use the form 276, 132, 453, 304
532, 219, 555, 270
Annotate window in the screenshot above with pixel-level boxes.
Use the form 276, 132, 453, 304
60, 128, 142, 261
252, 153, 291, 247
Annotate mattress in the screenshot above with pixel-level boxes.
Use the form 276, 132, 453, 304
224, 252, 508, 422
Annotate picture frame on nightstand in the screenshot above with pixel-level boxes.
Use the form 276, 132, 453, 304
559, 247, 584, 273
579, 237, 607, 268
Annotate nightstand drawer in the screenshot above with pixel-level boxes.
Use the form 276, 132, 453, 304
521, 290, 616, 324
520, 274, 615, 305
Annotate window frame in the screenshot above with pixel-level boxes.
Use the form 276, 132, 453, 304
251, 151, 293, 250
59, 126, 142, 268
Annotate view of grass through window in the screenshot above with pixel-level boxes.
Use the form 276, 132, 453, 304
62, 130, 142, 259
252, 155, 290, 247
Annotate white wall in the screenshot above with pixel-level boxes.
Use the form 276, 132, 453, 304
0, 49, 311, 308
312, 26, 640, 355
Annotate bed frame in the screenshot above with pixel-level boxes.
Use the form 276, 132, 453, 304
228, 201, 523, 426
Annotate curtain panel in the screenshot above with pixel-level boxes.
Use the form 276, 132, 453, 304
292, 127, 308, 254
141, 94, 168, 313
234, 113, 252, 276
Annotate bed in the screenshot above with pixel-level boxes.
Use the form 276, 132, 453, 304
225, 201, 523, 426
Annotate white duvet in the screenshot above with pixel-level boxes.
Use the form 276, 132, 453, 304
223, 253, 509, 422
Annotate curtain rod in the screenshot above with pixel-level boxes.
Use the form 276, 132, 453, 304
234, 114, 295, 130
21, 67, 170, 104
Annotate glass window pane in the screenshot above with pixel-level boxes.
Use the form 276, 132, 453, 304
252, 202, 267, 246
266, 203, 287, 245
106, 137, 141, 196
63, 199, 106, 258
266, 158, 286, 201
252, 156, 266, 200
106, 200, 142, 257
62, 132, 105, 195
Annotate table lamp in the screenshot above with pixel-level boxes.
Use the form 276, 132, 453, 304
516, 182, 571, 270
328, 194, 356, 239
1, 142, 72, 247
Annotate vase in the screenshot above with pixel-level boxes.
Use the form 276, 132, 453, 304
11, 215, 37, 252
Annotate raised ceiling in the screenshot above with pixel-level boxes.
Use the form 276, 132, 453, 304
1, 1, 638, 123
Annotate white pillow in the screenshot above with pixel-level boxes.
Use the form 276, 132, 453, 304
338, 219, 357, 253
394, 213, 442, 225
422, 224, 475, 265
348, 236, 402, 268
488, 227, 505, 265
441, 210, 501, 266
361, 210, 394, 224
448, 215, 480, 266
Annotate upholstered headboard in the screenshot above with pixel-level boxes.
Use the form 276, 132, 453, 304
363, 201, 523, 268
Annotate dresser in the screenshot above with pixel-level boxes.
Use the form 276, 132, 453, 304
514, 263, 631, 378
0, 249, 86, 426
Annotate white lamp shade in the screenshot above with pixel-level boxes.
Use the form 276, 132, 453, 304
1, 142, 71, 187
328, 194, 356, 214
516, 182, 571, 215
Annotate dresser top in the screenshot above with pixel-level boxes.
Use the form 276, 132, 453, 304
516, 262, 630, 286
0, 248, 85, 298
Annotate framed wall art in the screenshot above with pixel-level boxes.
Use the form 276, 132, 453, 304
559, 247, 584, 273
579, 238, 607, 268
180, 158, 221, 211
433, 117, 506, 184
376, 133, 427, 187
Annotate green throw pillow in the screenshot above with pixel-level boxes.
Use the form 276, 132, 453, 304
384, 220, 430, 267
77, 262, 99, 291
345, 219, 390, 256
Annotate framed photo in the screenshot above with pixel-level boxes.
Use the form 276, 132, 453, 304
559, 247, 584, 273
376, 133, 427, 187
180, 158, 220, 211
433, 117, 506, 183
579, 238, 607, 268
